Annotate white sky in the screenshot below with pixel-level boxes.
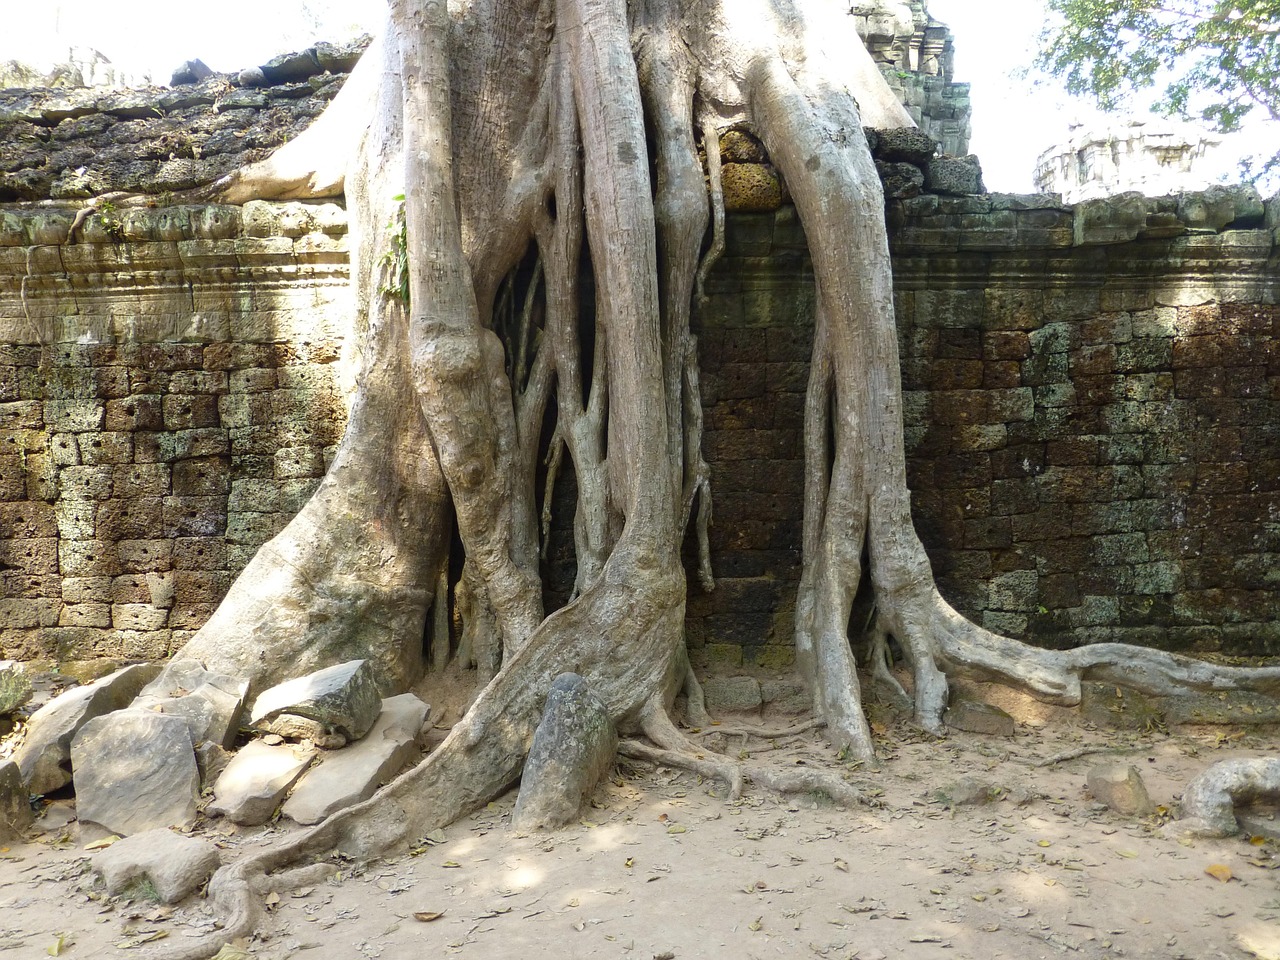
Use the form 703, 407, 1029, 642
1, 0, 1272, 194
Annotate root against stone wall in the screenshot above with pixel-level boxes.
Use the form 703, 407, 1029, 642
121, 3, 1280, 957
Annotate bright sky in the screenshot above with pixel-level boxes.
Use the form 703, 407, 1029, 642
2, 0, 1272, 194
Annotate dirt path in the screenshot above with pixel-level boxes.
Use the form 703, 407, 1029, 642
1, 719, 1277, 960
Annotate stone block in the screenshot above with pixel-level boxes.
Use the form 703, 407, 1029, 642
721, 163, 784, 213
136, 659, 250, 749
250, 659, 381, 742
92, 829, 220, 903
702, 675, 763, 713
944, 698, 1015, 737
1086, 763, 1155, 817
0, 761, 32, 842
72, 709, 200, 835
512, 675, 616, 832
924, 155, 983, 196
1073, 193, 1148, 245
208, 739, 316, 825
284, 694, 430, 825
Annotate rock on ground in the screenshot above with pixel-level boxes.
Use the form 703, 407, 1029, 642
92, 829, 220, 903
0, 666, 32, 715
1087, 763, 1156, 817
208, 740, 316, 826
250, 660, 381, 742
283, 694, 430, 825
0, 761, 32, 842
134, 660, 249, 750
1178, 757, 1280, 837
12, 663, 161, 795
512, 674, 617, 832
71, 709, 200, 835
944, 698, 1016, 737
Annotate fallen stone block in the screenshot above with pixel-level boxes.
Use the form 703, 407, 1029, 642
944, 698, 1016, 737
0, 665, 32, 715
1073, 192, 1148, 245
1178, 757, 1280, 838
703, 676, 763, 713
1087, 763, 1155, 817
250, 659, 381, 742
135, 659, 249, 749
512, 674, 616, 832
208, 740, 316, 826
283, 694, 430, 825
930, 777, 1002, 809
93, 829, 220, 903
71, 709, 199, 835
0, 761, 32, 842
13, 663, 162, 795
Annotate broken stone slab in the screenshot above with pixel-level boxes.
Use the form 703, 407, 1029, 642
255, 714, 347, 749
93, 829, 220, 904
71, 709, 200, 836
194, 741, 233, 787
702, 676, 763, 713
0, 665, 32, 715
208, 740, 316, 826
944, 698, 1016, 737
283, 694, 430, 825
930, 777, 1002, 809
134, 659, 249, 749
1073, 192, 1149, 245
924, 155, 984, 196
512, 674, 617, 832
250, 659, 381, 742
0, 761, 32, 843
1086, 763, 1155, 817
13, 663, 162, 795
1177, 757, 1280, 838
1177, 184, 1265, 232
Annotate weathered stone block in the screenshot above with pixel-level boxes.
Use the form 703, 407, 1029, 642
1087, 763, 1155, 817
92, 829, 220, 903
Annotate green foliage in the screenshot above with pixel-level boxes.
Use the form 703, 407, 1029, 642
1036, 0, 1280, 176
379, 195, 410, 306
96, 200, 125, 242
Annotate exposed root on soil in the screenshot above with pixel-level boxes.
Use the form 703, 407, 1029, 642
692, 718, 827, 741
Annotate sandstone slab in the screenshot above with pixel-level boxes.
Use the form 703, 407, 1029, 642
250, 659, 380, 742
71, 709, 199, 835
93, 829, 220, 903
1087, 763, 1155, 817
135, 659, 249, 749
0, 760, 32, 842
208, 740, 316, 825
283, 694, 430, 825
512, 674, 616, 832
13, 663, 161, 795
0, 666, 32, 715
944, 698, 1016, 737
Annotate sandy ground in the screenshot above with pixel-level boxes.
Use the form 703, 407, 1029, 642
1, 714, 1278, 960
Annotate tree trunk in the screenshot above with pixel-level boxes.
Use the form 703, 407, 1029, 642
142, 3, 1280, 955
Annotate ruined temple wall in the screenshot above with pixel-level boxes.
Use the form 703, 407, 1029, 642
1, 193, 1278, 676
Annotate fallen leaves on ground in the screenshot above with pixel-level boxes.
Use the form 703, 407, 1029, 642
1205, 864, 1233, 883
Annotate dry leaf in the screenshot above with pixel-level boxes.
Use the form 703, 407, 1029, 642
47, 934, 66, 957
1117, 849, 1139, 859
834, 858, 848, 872
566, 897, 580, 908
414, 911, 445, 923
84, 835, 121, 851
748, 918, 763, 932
624, 857, 634, 868
1205, 864, 1233, 883
1037, 840, 1052, 848
1250, 836, 1269, 847
442, 860, 461, 868
667, 824, 686, 835
209, 945, 254, 960
263, 891, 281, 911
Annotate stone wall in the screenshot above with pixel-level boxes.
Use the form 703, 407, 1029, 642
2, 187, 1278, 674
0, 202, 351, 675
687, 187, 1279, 671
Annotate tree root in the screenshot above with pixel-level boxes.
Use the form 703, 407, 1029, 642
1177, 757, 1280, 837
1032, 744, 1150, 768
692, 718, 827, 741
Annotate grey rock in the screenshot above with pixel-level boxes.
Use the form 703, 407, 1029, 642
512, 674, 617, 832
931, 777, 1001, 809
255, 713, 345, 747
1086, 763, 1155, 817
72, 709, 199, 835
135, 660, 249, 749
0, 761, 32, 843
1178, 757, 1280, 837
250, 660, 381, 742
876, 160, 924, 199
314, 38, 369, 74
236, 66, 267, 87
1177, 184, 1265, 232
702, 676, 763, 713
260, 49, 321, 84
0, 667, 32, 715
1140, 211, 1187, 239
944, 698, 1016, 737
194, 741, 233, 786
208, 740, 316, 825
871, 127, 938, 164
13, 663, 162, 795
170, 59, 213, 86
284, 694, 430, 825
1073, 192, 1149, 245
760, 677, 811, 715
925, 155, 984, 196
93, 829, 220, 903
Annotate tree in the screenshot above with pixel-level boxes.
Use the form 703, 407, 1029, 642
138, 2, 1280, 956
1035, 0, 1280, 174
